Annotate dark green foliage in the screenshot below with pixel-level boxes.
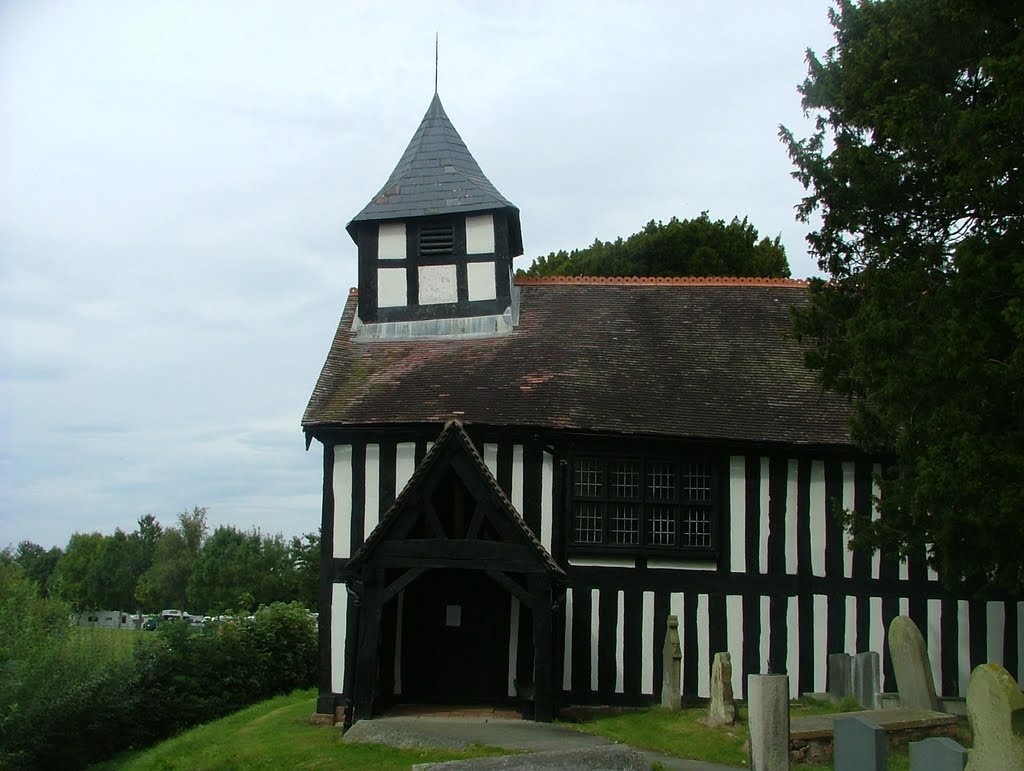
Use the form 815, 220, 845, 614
782, 0, 1024, 593
521, 213, 791, 278
0, 565, 317, 770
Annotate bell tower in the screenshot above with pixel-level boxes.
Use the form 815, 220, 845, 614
347, 94, 523, 337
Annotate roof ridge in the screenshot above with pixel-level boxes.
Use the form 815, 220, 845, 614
514, 275, 810, 287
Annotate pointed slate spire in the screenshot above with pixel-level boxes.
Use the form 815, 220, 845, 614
347, 94, 522, 256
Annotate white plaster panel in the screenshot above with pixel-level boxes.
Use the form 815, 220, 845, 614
760, 596, 771, 674
813, 594, 828, 692
958, 600, 970, 695
364, 444, 380, 536
332, 445, 353, 559
562, 588, 573, 691
871, 471, 882, 579
511, 444, 524, 515
642, 591, 655, 695
759, 458, 769, 574
727, 595, 743, 696
569, 556, 637, 568
645, 558, 715, 571
483, 443, 498, 476
987, 601, 1005, 665
590, 589, 600, 692
377, 268, 407, 308
465, 213, 494, 254
728, 456, 745, 573
615, 590, 625, 693
841, 462, 855, 578
697, 593, 710, 698
845, 595, 857, 655
786, 459, 799, 575
378, 222, 407, 258
869, 596, 884, 664
331, 585, 348, 694
508, 597, 520, 697
810, 461, 826, 577
541, 452, 554, 552
927, 598, 942, 695
418, 264, 457, 304
395, 442, 416, 497
787, 596, 800, 698
467, 261, 496, 301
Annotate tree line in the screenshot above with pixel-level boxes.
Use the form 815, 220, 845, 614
2, 507, 319, 615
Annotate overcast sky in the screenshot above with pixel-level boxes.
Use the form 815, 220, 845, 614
1, 1, 837, 549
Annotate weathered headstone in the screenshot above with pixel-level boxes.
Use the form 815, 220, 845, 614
888, 615, 940, 711
965, 663, 1024, 771
909, 737, 968, 771
748, 674, 790, 771
853, 651, 881, 710
661, 615, 682, 711
834, 715, 887, 771
829, 653, 854, 703
708, 652, 736, 727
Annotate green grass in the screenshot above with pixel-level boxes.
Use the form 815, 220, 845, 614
90, 689, 510, 771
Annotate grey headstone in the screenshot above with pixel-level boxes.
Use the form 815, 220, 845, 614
853, 651, 881, 709
909, 737, 968, 771
965, 663, 1024, 771
834, 715, 887, 771
661, 615, 682, 710
747, 674, 790, 771
828, 653, 854, 702
708, 651, 736, 727
888, 615, 940, 710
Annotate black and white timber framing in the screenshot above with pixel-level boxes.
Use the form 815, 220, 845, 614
303, 94, 1022, 722
311, 425, 1023, 717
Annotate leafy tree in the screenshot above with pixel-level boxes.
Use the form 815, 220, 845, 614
781, 0, 1024, 594
10, 541, 62, 598
135, 507, 207, 611
50, 532, 107, 611
522, 213, 791, 278
287, 531, 320, 610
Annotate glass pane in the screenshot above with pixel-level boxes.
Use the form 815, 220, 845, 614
574, 458, 603, 498
647, 461, 676, 501
573, 502, 603, 544
648, 504, 676, 546
680, 506, 712, 547
609, 502, 639, 544
682, 462, 712, 502
609, 460, 640, 499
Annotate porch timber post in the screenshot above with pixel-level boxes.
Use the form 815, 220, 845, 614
529, 575, 555, 722
353, 574, 382, 721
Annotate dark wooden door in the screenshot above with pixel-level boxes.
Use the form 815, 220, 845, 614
401, 568, 510, 703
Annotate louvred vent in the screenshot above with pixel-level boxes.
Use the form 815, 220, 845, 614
419, 224, 454, 256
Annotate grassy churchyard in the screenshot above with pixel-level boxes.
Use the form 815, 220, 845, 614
89, 689, 968, 770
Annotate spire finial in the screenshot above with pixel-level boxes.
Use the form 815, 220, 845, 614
434, 32, 438, 94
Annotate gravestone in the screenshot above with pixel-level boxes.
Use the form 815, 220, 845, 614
834, 715, 886, 771
854, 651, 881, 710
748, 674, 789, 771
888, 615, 939, 711
708, 652, 736, 727
909, 737, 968, 771
661, 615, 682, 710
829, 653, 854, 703
965, 663, 1024, 771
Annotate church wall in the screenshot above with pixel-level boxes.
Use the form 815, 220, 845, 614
317, 432, 1023, 708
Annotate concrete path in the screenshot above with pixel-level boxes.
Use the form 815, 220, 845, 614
343, 716, 744, 770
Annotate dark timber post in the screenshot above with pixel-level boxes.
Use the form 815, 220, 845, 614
530, 575, 555, 722
354, 573, 382, 721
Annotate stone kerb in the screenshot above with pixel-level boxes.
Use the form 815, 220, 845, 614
964, 663, 1024, 771
888, 615, 940, 711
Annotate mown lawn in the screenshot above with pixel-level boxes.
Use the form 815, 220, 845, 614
90, 689, 509, 771
568, 698, 919, 770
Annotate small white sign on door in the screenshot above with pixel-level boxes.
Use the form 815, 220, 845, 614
445, 604, 462, 627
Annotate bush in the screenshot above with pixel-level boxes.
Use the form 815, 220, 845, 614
0, 572, 317, 769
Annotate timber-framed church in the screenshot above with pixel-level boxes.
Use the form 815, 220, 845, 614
303, 94, 1023, 725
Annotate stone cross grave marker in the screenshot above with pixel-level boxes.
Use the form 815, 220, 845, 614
888, 615, 939, 711
661, 615, 682, 711
965, 663, 1024, 771
708, 651, 736, 727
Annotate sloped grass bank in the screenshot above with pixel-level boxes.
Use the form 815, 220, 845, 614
91, 689, 509, 771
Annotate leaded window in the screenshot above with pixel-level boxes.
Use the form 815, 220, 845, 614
571, 454, 716, 553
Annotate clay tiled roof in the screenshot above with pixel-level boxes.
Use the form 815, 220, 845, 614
302, 277, 854, 449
